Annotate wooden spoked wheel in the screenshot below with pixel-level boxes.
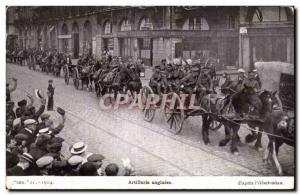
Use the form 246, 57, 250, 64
141, 86, 156, 122
164, 92, 185, 134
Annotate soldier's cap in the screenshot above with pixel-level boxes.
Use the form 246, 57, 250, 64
24, 119, 37, 126
87, 154, 105, 162
36, 156, 54, 168
57, 107, 65, 115
20, 153, 34, 164
186, 59, 193, 65
68, 155, 84, 166
14, 133, 29, 142
17, 99, 27, 107
238, 68, 246, 73
48, 80, 53, 83
70, 142, 87, 155
40, 113, 50, 120
49, 137, 65, 144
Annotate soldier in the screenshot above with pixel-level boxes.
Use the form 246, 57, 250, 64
149, 65, 163, 94
65, 155, 84, 176
18, 119, 38, 148
179, 66, 200, 94
231, 68, 247, 92
6, 77, 17, 102
160, 59, 166, 71
47, 80, 55, 111
247, 69, 262, 91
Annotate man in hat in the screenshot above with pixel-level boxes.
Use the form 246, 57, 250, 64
230, 68, 247, 92
16, 99, 27, 118
87, 154, 105, 176
79, 162, 99, 176
159, 59, 166, 71
37, 108, 66, 134
247, 70, 261, 92
36, 156, 54, 175
65, 155, 84, 176
149, 65, 163, 94
29, 133, 51, 160
179, 66, 200, 95
18, 119, 38, 148
6, 77, 17, 102
70, 142, 91, 159
47, 80, 55, 111
7, 152, 37, 176
6, 101, 16, 120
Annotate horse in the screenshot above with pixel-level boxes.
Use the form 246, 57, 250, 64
200, 84, 276, 155
262, 110, 294, 175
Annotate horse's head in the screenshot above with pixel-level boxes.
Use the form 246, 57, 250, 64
259, 90, 280, 113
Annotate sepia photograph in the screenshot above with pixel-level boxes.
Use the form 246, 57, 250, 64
5, 5, 295, 190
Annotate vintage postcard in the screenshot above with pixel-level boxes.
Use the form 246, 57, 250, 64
5, 5, 295, 190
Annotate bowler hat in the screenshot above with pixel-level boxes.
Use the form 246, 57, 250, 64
17, 99, 27, 107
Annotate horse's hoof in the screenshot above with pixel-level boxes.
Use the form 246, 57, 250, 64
255, 146, 264, 152
203, 139, 210, 145
219, 140, 227, 147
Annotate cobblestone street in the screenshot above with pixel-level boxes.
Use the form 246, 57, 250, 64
7, 63, 295, 176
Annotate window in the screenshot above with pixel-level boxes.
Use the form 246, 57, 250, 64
227, 15, 236, 29
120, 19, 131, 31
139, 17, 153, 30
104, 21, 112, 34
183, 17, 209, 30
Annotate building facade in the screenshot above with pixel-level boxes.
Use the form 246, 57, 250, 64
7, 6, 294, 71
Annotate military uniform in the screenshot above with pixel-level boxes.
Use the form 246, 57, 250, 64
149, 66, 163, 94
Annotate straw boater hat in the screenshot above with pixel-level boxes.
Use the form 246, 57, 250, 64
70, 142, 87, 155
23, 119, 37, 126
19, 153, 34, 164
34, 89, 44, 99
36, 128, 52, 137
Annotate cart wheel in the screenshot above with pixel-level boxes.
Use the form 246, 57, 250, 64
73, 68, 79, 89
64, 65, 70, 85
209, 120, 222, 131
141, 86, 156, 122
164, 92, 185, 134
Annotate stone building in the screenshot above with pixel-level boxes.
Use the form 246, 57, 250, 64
7, 6, 294, 71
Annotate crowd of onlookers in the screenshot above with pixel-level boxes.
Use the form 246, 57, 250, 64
6, 77, 135, 176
